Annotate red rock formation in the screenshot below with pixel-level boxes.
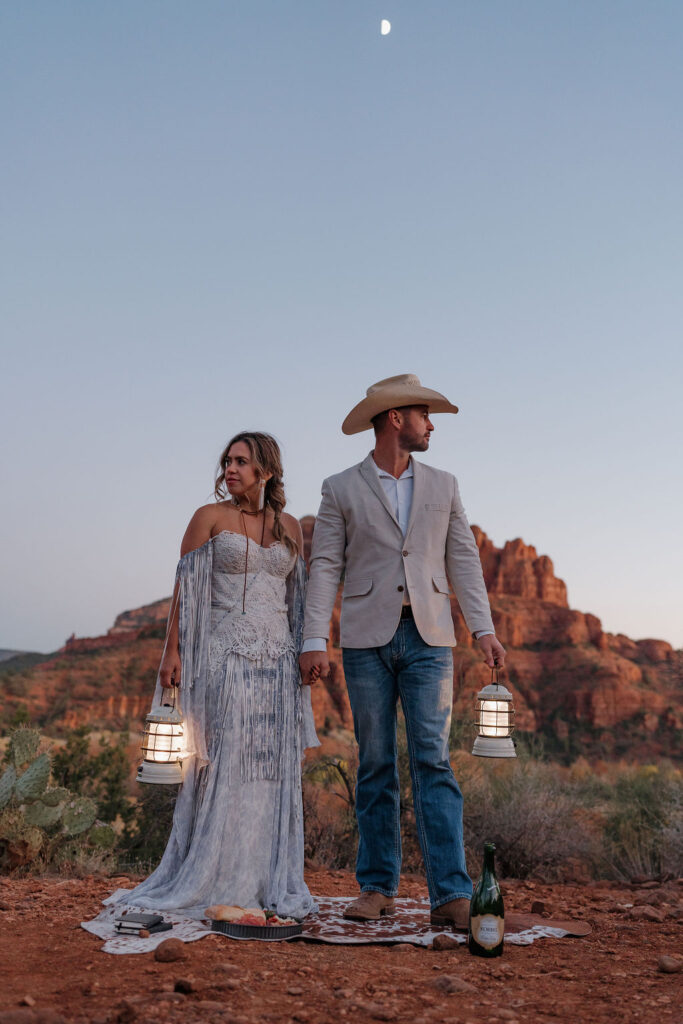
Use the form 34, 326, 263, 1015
4, 520, 680, 763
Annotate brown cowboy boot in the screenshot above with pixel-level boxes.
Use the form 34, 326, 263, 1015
343, 891, 397, 921
430, 898, 470, 931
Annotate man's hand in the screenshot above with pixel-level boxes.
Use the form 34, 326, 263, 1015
299, 650, 330, 686
477, 634, 506, 669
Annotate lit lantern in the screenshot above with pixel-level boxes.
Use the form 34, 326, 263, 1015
137, 687, 186, 785
472, 670, 516, 759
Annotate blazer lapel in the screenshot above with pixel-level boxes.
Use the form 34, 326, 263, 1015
359, 454, 402, 532
404, 457, 424, 542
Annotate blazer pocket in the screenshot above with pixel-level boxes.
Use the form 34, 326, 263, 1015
432, 576, 450, 595
343, 577, 373, 598
424, 503, 450, 512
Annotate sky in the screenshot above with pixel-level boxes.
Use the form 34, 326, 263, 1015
1, 1, 682, 652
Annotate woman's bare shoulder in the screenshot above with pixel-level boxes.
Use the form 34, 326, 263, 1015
180, 504, 222, 556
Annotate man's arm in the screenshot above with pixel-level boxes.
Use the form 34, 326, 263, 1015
299, 479, 347, 683
445, 476, 505, 668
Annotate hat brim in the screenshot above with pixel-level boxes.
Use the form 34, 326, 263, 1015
342, 386, 459, 435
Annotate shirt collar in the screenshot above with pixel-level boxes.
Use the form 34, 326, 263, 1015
370, 454, 414, 481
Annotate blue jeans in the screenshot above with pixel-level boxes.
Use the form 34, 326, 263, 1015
342, 617, 472, 910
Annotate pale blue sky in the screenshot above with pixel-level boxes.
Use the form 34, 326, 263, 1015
2, 1, 682, 652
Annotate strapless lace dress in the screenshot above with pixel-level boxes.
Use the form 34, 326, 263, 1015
104, 530, 319, 921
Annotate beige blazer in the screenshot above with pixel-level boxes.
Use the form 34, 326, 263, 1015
303, 454, 495, 649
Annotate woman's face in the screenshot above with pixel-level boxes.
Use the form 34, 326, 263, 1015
224, 441, 260, 500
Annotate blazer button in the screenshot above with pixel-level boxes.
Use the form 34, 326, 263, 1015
402, 550, 408, 556
397, 585, 404, 592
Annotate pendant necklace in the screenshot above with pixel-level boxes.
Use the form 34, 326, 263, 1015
239, 503, 267, 614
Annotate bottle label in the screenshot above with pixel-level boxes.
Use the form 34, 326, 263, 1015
471, 913, 504, 950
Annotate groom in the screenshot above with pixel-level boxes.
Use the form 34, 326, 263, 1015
300, 374, 505, 928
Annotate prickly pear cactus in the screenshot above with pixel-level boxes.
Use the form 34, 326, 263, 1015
14, 752, 50, 804
41, 787, 70, 808
62, 796, 97, 836
0, 811, 44, 870
90, 822, 117, 849
0, 766, 17, 811
9, 728, 41, 769
24, 799, 64, 830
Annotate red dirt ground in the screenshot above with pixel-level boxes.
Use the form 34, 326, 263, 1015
1, 870, 681, 1024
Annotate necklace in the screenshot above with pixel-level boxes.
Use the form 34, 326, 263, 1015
238, 505, 267, 614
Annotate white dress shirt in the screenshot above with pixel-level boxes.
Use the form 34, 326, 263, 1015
301, 454, 492, 652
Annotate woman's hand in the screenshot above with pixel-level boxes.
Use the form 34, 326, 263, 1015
159, 649, 182, 689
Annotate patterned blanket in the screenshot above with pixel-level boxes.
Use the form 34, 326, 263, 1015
82, 892, 590, 955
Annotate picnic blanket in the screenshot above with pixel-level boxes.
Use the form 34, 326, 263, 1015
82, 892, 590, 955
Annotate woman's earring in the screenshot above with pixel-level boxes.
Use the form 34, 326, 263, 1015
258, 480, 266, 511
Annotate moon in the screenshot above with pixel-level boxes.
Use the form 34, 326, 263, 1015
380, 19, 391, 35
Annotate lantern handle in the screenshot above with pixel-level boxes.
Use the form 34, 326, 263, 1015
162, 682, 179, 710
491, 664, 500, 688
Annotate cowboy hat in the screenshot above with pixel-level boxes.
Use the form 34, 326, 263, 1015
341, 374, 459, 435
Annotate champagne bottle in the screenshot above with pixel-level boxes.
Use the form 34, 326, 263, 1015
468, 842, 504, 957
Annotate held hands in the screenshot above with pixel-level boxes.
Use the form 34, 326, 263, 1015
159, 649, 182, 689
299, 650, 330, 687
477, 634, 506, 669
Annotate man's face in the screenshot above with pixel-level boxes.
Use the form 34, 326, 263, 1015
397, 405, 434, 451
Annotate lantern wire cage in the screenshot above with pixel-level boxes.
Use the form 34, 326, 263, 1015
138, 684, 186, 784
472, 666, 517, 758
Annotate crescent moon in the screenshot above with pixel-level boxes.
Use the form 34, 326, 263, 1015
380, 19, 391, 35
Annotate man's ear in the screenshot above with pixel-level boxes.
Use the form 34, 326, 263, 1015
387, 408, 402, 430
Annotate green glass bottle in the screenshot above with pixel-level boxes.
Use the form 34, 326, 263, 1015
468, 842, 504, 957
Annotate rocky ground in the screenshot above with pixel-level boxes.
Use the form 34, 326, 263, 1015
0, 870, 681, 1024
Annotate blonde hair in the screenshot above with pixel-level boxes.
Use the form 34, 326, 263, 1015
214, 432, 297, 555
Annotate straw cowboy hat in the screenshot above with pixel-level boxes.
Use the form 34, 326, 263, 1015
341, 374, 459, 435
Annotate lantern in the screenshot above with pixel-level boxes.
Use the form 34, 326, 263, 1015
472, 669, 516, 758
137, 686, 186, 785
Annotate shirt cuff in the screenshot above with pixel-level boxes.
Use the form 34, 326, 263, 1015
300, 638, 328, 653
473, 630, 495, 640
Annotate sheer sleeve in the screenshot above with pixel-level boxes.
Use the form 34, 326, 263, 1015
151, 539, 214, 768
286, 554, 320, 752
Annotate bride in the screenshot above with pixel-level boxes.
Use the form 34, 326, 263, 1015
109, 431, 319, 921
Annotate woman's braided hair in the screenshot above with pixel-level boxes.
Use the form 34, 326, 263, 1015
214, 432, 298, 555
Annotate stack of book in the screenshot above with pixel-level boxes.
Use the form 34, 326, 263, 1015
114, 912, 172, 936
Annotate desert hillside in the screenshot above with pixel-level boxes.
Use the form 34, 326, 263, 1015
1, 518, 679, 763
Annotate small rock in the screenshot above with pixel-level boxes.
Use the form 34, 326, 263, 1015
216, 978, 239, 991
627, 906, 665, 923
432, 975, 476, 994
174, 979, 194, 994
154, 937, 186, 962
19, 1000, 35, 1009
138, 929, 150, 939
116, 1001, 139, 1024
335, 989, 354, 1000
432, 934, 460, 951
287, 987, 304, 996
531, 900, 547, 916
0, 900, 12, 911
634, 891, 665, 907
497, 1013, 519, 1021
195, 1001, 230, 1012
658, 956, 682, 974
371, 1012, 397, 1022
217, 963, 244, 977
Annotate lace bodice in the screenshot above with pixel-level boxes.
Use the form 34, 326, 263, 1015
208, 530, 298, 664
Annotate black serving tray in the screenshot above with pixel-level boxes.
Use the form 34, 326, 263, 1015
210, 919, 303, 941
